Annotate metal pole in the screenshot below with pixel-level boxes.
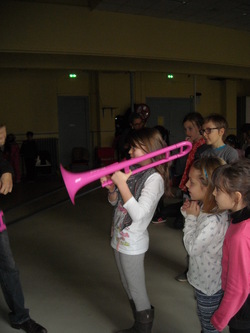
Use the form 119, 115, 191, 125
193, 75, 196, 112
130, 72, 135, 113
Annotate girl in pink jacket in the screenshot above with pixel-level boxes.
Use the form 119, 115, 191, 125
211, 159, 250, 333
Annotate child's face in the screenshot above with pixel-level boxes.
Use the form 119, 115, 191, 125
131, 118, 144, 130
129, 144, 150, 166
183, 120, 201, 143
213, 186, 236, 211
201, 121, 225, 147
186, 167, 206, 201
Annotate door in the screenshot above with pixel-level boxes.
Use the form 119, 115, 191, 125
58, 96, 90, 167
146, 97, 193, 180
146, 97, 193, 144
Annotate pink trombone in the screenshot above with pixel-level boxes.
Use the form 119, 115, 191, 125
60, 140, 192, 204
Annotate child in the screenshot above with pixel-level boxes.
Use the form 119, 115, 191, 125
0, 125, 47, 333
153, 111, 205, 227
199, 113, 238, 163
225, 134, 245, 159
4, 133, 21, 183
211, 159, 250, 333
179, 112, 206, 192
181, 157, 229, 333
101, 127, 170, 333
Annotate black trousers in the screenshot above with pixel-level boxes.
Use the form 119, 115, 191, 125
230, 328, 250, 333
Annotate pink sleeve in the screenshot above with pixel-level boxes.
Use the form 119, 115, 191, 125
211, 233, 250, 331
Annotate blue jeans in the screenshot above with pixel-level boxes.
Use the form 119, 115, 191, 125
0, 211, 30, 325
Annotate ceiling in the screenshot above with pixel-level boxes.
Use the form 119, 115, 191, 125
14, 0, 250, 32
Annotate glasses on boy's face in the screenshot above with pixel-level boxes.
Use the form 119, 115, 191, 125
199, 127, 219, 135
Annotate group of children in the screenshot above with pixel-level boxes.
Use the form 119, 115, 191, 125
101, 113, 250, 333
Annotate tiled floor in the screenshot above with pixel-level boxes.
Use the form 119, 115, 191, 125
0, 176, 229, 333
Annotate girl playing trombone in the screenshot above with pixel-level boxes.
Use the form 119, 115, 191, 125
101, 127, 171, 333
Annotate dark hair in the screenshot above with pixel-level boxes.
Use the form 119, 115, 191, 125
26, 131, 34, 137
191, 157, 226, 213
6, 133, 16, 143
182, 112, 204, 129
225, 134, 240, 149
212, 159, 250, 209
203, 113, 228, 130
129, 112, 143, 124
127, 127, 171, 196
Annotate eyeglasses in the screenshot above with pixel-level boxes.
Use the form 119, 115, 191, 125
199, 127, 219, 135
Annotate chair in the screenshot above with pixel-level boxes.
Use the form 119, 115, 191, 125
36, 150, 52, 175
70, 147, 89, 172
96, 147, 116, 167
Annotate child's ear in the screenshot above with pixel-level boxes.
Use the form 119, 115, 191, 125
235, 191, 243, 205
219, 127, 225, 137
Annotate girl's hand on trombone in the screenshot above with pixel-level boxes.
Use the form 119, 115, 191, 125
111, 170, 133, 204
100, 175, 115, 192
111, 170, 132, 187
101, 175, 118, 203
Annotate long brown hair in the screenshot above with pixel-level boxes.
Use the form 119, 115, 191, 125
127, 127, 171, 196
191, 157, 226, 213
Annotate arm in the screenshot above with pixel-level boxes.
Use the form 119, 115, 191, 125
0, 151, 13, 194
123, 173, 164, 223
100, 169, 133, 205
183, 211, 223, 257
225, 146, 239, 163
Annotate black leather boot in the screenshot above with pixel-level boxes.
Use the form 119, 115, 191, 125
116, 307, 154, 333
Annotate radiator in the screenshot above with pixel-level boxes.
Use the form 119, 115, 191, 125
35, 138, 59, 174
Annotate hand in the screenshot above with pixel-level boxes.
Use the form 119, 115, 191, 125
185, 136, 192, 142
181, 198, 191, 211
111, 169, 132, 186
100, 175, 115, 192
0, 172, 13, 195
185, 200, 200, 217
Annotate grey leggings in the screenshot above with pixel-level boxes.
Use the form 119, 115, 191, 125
114, 250, 151, 311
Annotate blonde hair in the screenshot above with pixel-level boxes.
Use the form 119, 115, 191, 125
127, 127, 171, 196
191, 157, 226, 213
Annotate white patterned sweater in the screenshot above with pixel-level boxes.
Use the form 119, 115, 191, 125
110, 173, 164, 255
182, 207, 229, 296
